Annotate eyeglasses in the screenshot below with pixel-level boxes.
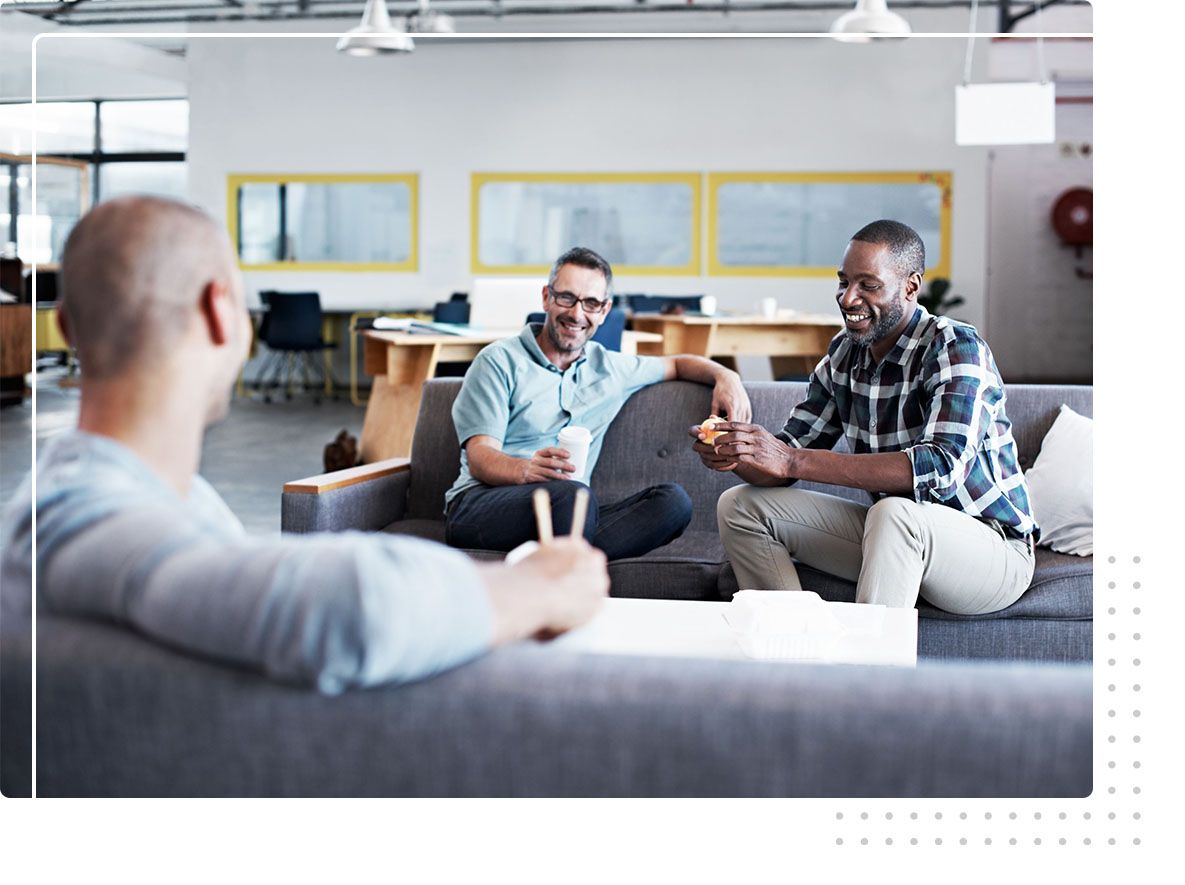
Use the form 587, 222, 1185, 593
548, 287, 611, 314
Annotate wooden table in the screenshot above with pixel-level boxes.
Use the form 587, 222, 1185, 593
359, 327, 662, 462
629, 312, 843, 379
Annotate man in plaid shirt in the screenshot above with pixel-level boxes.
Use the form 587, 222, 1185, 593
695, 220, 1036, 614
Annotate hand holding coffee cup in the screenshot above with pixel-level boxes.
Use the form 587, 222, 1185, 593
522, 446, 575, 483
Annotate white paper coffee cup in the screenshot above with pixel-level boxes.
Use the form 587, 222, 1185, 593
557, 425, 592, 481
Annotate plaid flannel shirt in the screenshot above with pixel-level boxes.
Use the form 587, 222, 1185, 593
776, 306, 1037, 539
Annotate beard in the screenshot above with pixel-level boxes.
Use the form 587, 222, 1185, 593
845, 295, 907, 347
545, 317, 592, 353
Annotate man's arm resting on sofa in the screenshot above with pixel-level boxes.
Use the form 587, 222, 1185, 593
281, 458, 412, 534
465, 435, 577, 486
663, 355, 752, 422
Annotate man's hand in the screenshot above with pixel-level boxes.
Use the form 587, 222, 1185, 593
482, 538, 609, 643
705, 422, 799, 480
710, 371, 752, 423
520, 447, 575, 484
688, 424, 738, 472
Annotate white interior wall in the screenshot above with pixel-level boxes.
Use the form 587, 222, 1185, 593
187, 36, 994, 330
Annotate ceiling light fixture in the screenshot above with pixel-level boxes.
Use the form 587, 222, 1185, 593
407, 0, 456, 34
336, 0, 415, 56
829, 0, 912, 43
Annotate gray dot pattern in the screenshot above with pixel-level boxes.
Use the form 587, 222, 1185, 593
832, 552, 1143, 848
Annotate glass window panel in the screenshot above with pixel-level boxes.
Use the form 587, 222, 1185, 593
235, 180, 413, 265
237, 182, 282, 264
99, 100, 188, 152
0, 102, 95, 155
99, 161, 188, 203
287, 183, 410, 263
478, 181, 693, 268
715, 181, 944, 270
16, 162, 86, 264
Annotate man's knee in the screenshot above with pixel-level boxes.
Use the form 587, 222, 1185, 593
864, 496, 922, 544
717, 484, 807, 531
652, 482, 693, 529
544, 480, 597, 536
716, 483, 759, 530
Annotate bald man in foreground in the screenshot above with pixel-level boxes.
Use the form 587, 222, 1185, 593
0, 197, 608, 694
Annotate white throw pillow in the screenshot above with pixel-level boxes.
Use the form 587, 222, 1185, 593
1023, 404, 1093, 556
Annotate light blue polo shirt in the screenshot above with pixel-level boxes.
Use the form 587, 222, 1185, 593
445, 324, 668, 509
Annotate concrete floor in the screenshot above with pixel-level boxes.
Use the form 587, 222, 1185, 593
0, 370, 367, 535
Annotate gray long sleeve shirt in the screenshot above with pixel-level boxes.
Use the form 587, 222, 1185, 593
0, 431, 494, 694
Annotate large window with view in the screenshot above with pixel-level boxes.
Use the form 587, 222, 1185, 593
0, 98, 187, 269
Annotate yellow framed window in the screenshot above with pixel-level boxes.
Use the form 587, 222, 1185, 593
707, 171, 952, 278
227, 173, 418, 272
471, 172, 702, 276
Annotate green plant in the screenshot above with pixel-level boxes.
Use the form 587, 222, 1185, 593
917, 277, 965, 316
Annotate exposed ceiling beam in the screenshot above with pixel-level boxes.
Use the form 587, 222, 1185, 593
1, 0, 1094, 28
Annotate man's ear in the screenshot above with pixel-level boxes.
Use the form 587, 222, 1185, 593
198, 279, 232, 346
905, 272, 923, 301
541, 285, 550, 310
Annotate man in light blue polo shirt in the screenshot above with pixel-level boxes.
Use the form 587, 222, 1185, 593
445, 246, 751, 560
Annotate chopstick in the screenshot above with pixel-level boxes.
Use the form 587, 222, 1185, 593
533, 488, 554, 544
570, 488, 589, 539
532, 486, 590, 543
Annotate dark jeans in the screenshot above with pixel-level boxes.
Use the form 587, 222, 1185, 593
445, 480, 693, 561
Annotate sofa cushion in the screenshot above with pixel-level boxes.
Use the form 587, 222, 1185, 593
607, 531, 726, 601
718, 547, 1092, 621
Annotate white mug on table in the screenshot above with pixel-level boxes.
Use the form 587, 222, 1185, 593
759, 297, 778, 319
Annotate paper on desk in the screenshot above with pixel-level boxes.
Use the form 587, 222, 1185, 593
371, 317, 415, 331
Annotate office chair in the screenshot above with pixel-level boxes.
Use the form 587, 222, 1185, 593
432, 295, 470, 325
623, 294, 703, 315
525, 306, 626, 352
255, 291, 336, 403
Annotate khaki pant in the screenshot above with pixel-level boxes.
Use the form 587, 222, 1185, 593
717, 486, 1035, 614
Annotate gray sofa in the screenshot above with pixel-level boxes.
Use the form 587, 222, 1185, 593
11, 615, 1089, 797
284, 379, 1093, 663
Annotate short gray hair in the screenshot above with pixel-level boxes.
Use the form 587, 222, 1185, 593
547, 246, 613, 292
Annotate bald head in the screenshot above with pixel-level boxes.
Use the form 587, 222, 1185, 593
60, 196, 238, 379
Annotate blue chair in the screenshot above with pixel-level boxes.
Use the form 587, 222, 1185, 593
525, 307, 625, 352
432, 297, 470, 324
255, 291, 336, 403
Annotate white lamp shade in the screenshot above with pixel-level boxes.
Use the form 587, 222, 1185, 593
830, 0, 912, 42
955, 82, 1056, 145
336, 0, 415, 55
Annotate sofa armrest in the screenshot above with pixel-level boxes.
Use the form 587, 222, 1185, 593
281, 458, 412, 534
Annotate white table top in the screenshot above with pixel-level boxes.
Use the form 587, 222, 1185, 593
547, 597, 917, 668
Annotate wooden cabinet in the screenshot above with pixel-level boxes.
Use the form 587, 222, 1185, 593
0, 304, 32, 405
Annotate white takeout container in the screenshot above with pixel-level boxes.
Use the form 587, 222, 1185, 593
504, 540, 540, 566
723, 589, 846, 661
